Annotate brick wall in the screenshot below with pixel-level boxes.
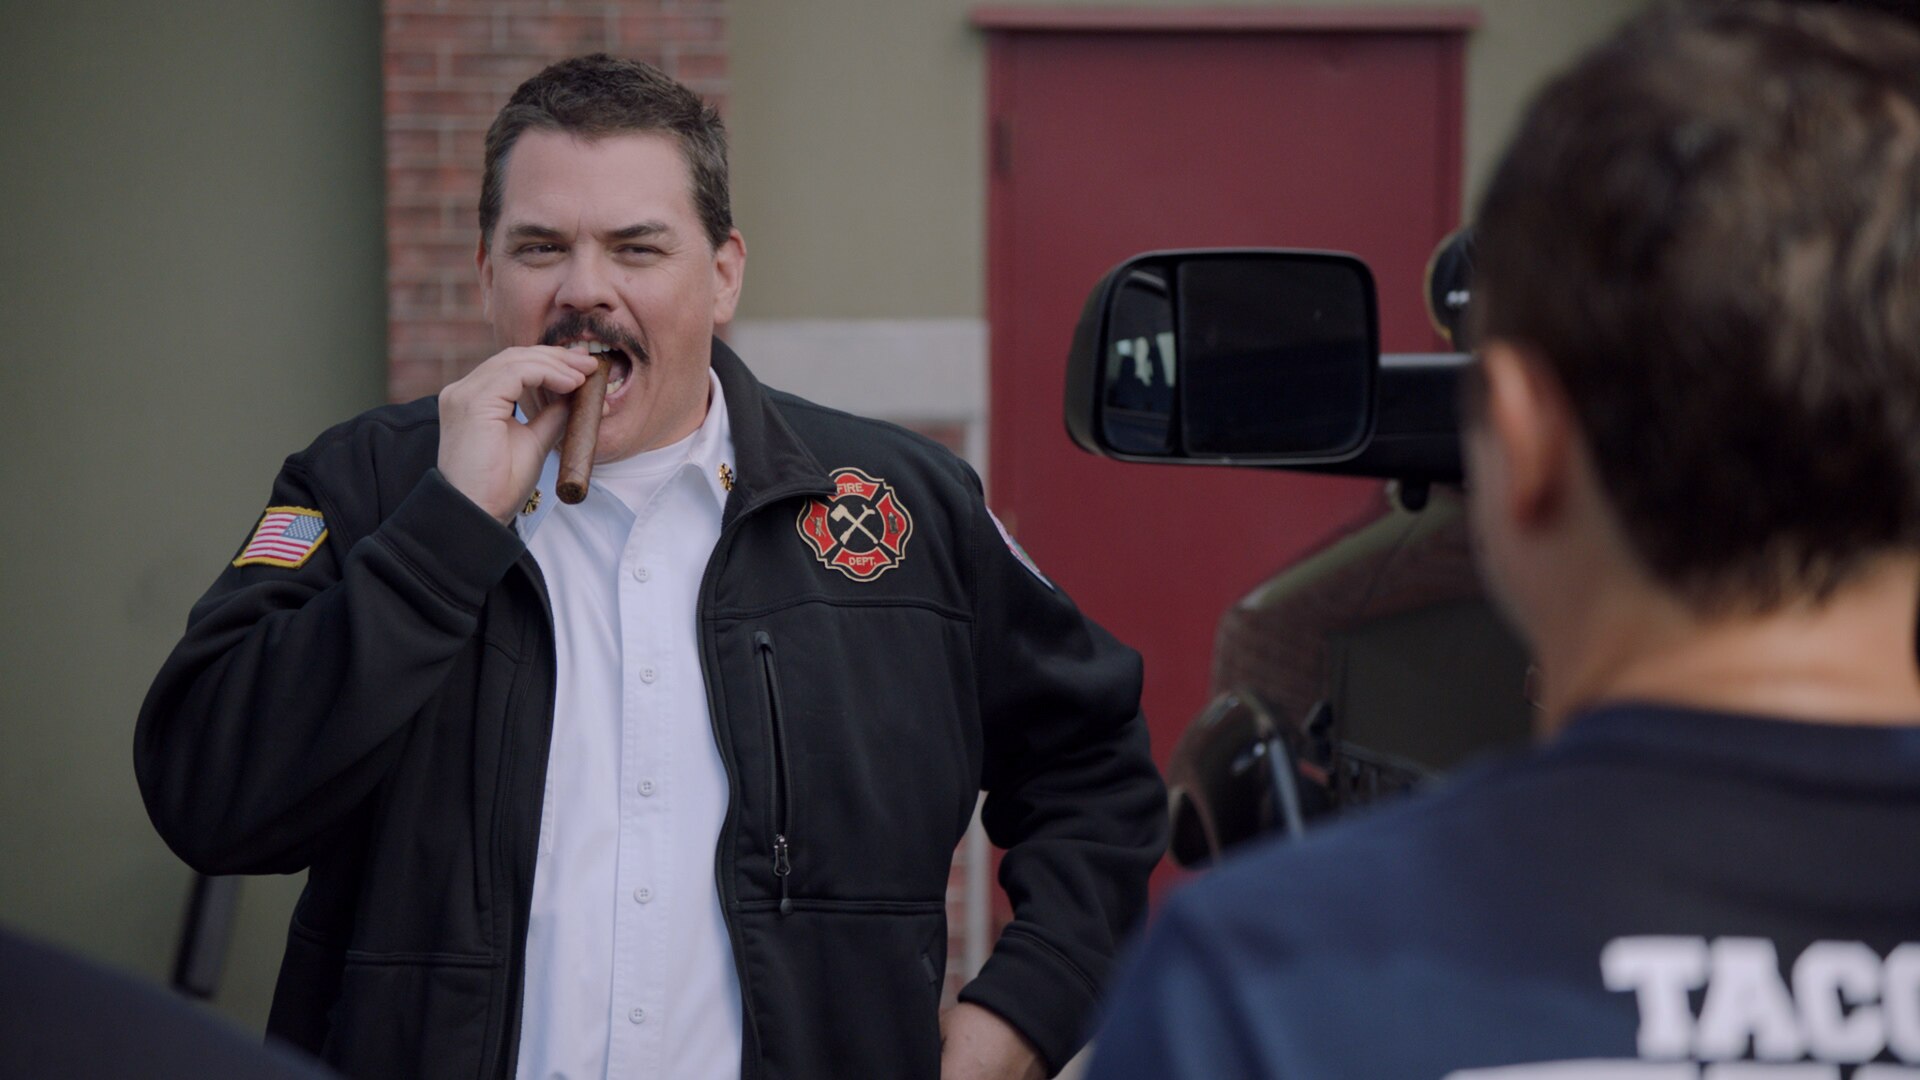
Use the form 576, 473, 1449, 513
383, 0, 727, 402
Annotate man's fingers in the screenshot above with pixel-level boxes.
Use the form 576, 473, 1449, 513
514, 346, 600, 388
435, 346, 600, 524
525, 359, 590, 398
449, 351, 588, 414
527, 398, 571, 452
496, 349, 592, 393
528, 344, 602, 370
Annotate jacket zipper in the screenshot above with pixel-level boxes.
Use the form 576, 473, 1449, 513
753, 630, 795, 915
697, 478, 833, 1080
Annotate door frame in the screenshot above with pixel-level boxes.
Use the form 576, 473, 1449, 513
971, 6, 1481, 33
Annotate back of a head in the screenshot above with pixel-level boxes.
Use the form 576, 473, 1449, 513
1472, 0, 1920, 613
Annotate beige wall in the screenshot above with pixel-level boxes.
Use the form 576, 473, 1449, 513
728, 0, 1645, 321
0, 0, 386, 1031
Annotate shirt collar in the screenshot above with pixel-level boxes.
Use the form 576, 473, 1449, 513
685, 367, 736, 514
707, 337, 833, 520
514, 367, 736, 543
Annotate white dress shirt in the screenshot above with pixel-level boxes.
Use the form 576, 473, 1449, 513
514, 369, 742, 1080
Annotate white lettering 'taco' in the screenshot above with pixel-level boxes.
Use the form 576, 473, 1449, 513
1602, 937, 1920, 1065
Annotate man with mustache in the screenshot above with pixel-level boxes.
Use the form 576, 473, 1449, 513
137, 55, 1165, 1080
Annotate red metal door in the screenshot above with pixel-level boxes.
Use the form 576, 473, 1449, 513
981, 10, 1472, 893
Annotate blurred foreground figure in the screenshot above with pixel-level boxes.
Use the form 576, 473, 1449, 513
1089, 3, 1920, 1076
0, 926, 332, 1078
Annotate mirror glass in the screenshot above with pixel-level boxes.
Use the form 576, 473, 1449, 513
1176, 257, 1373, 457
1100, 269, 1177, 455
1425, 226, 1477, 349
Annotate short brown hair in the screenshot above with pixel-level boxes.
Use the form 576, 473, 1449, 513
479, 53, 732, 250
1472, 1, 1920, 610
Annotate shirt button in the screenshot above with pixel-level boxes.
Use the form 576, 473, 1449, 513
633, 566, 650, 583
629, 1007, 646, 1024
634, 886, 652, 903
638, 778, 656, 797
640, 667, 657, 684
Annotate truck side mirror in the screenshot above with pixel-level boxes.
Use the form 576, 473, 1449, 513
1066, 245, 1476, 484
1065, 250, 1380, 466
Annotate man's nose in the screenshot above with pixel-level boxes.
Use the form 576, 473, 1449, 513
554, 250, 617, 312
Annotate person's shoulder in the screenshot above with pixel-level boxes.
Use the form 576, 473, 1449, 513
290, 395, 441, 468
279, 396, 441, 490
0, 926, 333, 1078
268, 397, 443, 529
1099, 742, 1687, 1080
766, 387, 981, 496
1171, 746, 1592, 947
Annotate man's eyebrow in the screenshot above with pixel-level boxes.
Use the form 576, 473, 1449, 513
607, 221, 671, 242
503, 223, 565, 242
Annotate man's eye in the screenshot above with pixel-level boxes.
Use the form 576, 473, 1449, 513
618, 245, 661, 257
518, 244, 559, 255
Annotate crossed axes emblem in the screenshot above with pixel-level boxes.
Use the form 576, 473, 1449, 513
831, 503, 882, 546
797, 467, 914, 581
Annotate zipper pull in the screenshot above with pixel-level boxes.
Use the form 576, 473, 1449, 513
773, 833, 792, 915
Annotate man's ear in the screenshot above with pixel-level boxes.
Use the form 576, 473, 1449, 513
476, 238, 494, 322
1477, 339, 1576, 530
711, 228, 746, 327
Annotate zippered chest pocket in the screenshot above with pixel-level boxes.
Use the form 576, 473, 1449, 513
733, 608, 980, 905
754, 630, 796, 914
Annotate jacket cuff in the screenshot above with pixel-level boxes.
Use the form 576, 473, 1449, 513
958, 928, 1101, 1076
374, 469, 526, 608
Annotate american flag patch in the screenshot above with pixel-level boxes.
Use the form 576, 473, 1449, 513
234, 506, 328, 569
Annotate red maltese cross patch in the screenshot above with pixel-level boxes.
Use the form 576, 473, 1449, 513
797, 467, 914, 581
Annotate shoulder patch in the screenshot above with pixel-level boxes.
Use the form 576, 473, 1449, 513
234, 506, 328, 569
797, 467, 913, 581
988, 509, 1054, 590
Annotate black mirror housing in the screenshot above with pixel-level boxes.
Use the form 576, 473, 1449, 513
1067, 246, 1475, 484
1066, 249, 1381, 468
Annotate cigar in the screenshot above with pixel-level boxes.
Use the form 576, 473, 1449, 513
556, 356, 612, 504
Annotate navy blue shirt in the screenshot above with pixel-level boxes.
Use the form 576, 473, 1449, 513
1087, 703, 1920, 1078
0, 926, 334, 1078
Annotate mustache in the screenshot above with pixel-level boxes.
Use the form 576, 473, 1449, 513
538, 313, 649, 366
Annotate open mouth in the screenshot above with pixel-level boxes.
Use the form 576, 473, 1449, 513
565, 341, 635, 399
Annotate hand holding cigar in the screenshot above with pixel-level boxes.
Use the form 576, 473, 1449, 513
556, 356, 612, 504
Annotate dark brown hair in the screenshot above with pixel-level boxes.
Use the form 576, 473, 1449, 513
479, 53, 732, 250
1472, 0, 1920, 610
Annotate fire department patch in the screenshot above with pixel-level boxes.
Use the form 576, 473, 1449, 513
797, 467, 913, 581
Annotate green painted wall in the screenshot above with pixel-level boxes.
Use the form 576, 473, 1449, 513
0, 0, 386, 1032
727, 0, 1646, 320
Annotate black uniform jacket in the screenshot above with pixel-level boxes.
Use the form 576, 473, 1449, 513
135, 342, 1168, 1080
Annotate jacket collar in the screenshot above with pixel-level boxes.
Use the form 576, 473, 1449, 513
710, 336, 833, 522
